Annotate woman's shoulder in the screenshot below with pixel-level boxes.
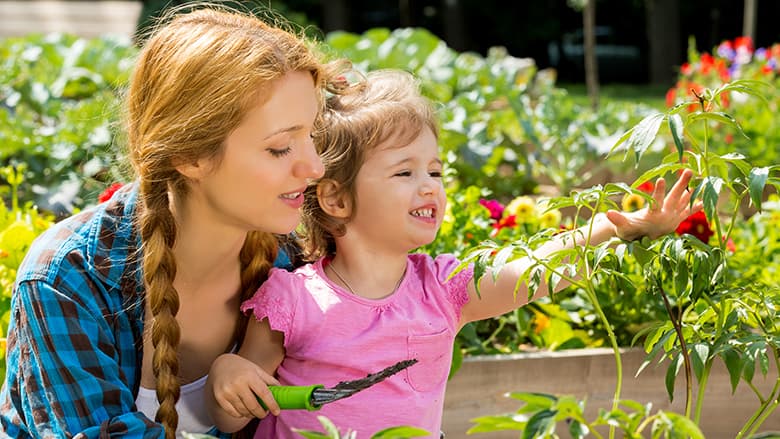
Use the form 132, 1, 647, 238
17, 185, 139, 287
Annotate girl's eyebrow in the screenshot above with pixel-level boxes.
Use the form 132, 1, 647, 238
263, 124, 303, 140
389, 156, 443, 167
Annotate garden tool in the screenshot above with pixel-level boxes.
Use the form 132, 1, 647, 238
259, 358, 418, 411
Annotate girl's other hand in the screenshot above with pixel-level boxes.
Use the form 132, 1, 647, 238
209, 353, 281, 419
606, 169, 703, 241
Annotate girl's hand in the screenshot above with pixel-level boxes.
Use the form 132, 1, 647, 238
208, 353, 281, 420
606, 169, 703, 241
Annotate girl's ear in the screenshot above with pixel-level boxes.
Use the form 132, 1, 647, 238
317, 179, 351, 218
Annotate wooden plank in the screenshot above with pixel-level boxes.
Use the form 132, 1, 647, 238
443, 348, 780, 438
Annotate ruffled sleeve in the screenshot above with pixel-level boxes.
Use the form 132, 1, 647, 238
240, 267, 299, 341
432, 254, 474, 308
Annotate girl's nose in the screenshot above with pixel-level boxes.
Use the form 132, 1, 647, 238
419, 176, 440, 196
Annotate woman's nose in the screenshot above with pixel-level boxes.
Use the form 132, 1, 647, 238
295, 139, 324, 179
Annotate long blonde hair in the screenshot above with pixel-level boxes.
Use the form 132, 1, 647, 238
302, 70, 439, 260
125, 6, 331, 436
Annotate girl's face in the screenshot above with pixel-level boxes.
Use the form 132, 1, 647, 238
347, 127, 445, 252
185, 71, 324, 235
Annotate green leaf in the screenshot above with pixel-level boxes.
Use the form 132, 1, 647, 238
700, 177, 724, 222
448, 338, 463, 380
521, 409, 556, 439
748, 167, 769, 211
666, 412, 705, 439
665, 354, 683, 401
719, 347, 742, 393
507, 392, 557, 410
668, 113, 685, 162
687, 111, 749, 140
613, 112, 665, 162
673, 256, 689, 297
371, 426, 431, 439
690, 343, 710, 382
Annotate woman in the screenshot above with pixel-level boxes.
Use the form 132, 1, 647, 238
0, 5, 342, 438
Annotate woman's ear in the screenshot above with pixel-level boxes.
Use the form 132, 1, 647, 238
175, 157, 212, 181
317, 179, 350, 218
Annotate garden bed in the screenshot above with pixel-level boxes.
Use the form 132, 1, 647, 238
442, 348, 780, 438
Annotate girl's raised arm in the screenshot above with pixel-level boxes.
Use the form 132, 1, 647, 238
459, 169, 701, 326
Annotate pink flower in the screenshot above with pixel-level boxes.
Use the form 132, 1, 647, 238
480, 198, 505, 220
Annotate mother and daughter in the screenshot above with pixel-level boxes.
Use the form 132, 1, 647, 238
0, 4, 701, 439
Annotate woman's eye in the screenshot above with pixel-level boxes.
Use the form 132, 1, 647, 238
394, 171, 412, 177
268, 146, 292, 157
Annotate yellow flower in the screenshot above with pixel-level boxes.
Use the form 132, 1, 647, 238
539, 209, 562, 229
505, 196, 537, 222
621, 193, 646, 212
533, 312, 551, 335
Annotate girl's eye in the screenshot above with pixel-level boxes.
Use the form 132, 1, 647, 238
268, 146, 292, 157
430, 171, 443, 178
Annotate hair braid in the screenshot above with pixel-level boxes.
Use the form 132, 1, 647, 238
138, 178, 181, 438
234, 231, 277, 347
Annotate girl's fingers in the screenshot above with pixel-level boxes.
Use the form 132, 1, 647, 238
249, 381, 280, 417
667, 169, 694, 202
652, 178, 666, 211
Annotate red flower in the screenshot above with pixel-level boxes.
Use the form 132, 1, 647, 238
493, 214, 517, 232
665, 87, 677, 108
98, 183, 125, 203
675, 211, 713, 244
637, 180, 655, 194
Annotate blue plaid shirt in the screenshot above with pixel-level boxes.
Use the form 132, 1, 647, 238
0, 184, 292, 438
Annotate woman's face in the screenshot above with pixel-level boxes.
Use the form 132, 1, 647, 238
184, 70, 324, 235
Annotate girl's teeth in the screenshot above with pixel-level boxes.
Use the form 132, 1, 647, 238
412, 208, 433, 217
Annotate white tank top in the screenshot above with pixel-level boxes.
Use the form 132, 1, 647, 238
135, 375, 214, 437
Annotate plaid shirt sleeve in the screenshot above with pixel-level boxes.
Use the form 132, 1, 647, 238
2, 278, 165, 439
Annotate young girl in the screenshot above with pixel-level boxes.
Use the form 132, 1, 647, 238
205, 70, 702, 438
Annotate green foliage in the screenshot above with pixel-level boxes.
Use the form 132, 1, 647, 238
463, 73, 780, 437
468, 392, 705, 439
0, 33, 135, 213
325, 28, 656, 199
292, 416, 429, 439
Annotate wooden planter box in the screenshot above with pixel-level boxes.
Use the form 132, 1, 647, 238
442, 348, 780, 438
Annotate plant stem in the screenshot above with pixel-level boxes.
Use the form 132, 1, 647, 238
738, 347, 780, 438
658, 286, 694, 419
693, 361, 712, 424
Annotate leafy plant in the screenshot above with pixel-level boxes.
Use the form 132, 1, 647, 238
0, 33, 135, 214
457, 76, 779, 437
293, 416, 429, 439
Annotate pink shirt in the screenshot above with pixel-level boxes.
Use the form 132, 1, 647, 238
242, 253, 473, 439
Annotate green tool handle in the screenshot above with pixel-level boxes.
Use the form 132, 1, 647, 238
257, 384, 324, 411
